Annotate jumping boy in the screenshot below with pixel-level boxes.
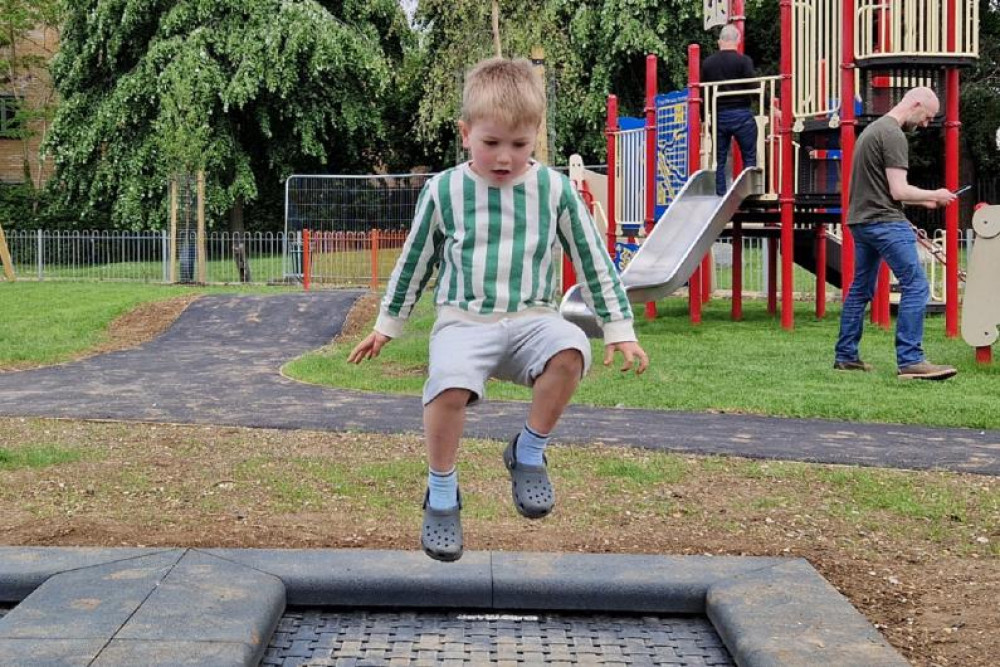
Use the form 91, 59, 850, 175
348, 57, 648, 562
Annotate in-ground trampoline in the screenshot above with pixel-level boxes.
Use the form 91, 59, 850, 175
262, 608, 733, 665
0, 547, 908, 666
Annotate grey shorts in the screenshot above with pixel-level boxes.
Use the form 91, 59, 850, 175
423, 313, 592, 406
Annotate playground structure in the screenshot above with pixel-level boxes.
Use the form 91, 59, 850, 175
961, 204, 1000, 362
561, 0, 989, 358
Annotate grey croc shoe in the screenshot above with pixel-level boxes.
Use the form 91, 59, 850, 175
503, 436, 554, 519
421, 488, 463, 562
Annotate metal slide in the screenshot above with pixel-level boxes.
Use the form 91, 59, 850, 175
561, 168, 764, 337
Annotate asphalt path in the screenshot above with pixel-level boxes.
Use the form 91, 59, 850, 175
0, 291, 996, 475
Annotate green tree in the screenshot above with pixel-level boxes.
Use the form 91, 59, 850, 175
45, 0, 409, 231
961, 0, 1000, 182
413, 0, 708, 167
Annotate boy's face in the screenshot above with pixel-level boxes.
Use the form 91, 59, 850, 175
459, 118, 538, 186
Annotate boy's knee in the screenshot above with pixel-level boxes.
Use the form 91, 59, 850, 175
545, 349, 585, 377
429, 388, 474, 409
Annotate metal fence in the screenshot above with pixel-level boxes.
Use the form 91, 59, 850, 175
3, 230, 292, 284
285, 173, 435, 237
1, 227, 975, 306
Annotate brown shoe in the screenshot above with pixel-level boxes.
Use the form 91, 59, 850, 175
833, 359, 872, 372
897, 361, 957, 381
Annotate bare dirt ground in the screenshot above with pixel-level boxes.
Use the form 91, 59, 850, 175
0, 296, 997, 666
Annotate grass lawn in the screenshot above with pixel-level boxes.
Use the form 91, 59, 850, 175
286, 295, 1000, 430
0, 282, 998, 665
0, 418, 996, 666
0, 282, 289, 367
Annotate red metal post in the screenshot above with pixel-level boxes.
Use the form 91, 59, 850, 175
731, 0, 746, 178
729, 0, 748, 320
815, 224, 826, 317
840, 0, 857, 300
729, 0, 748, 321
876, 262, 891, 329
870, 285, 878, 323
303, 229, 311, 291
606, 95, 618, 259
944, 0, 960, 336
687, 44, 703, 325
370, 229, 379, 290
779, 0, 795, 329
562, 252, 576, 292
976, 346, 992, 364
732, 223, 743, 320
644, 54, 658, 320
944, 67, 960, 336
701, 255, 712, 303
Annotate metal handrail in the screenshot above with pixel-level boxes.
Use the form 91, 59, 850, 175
700, 76, 781, 198
855, 0, 979, 61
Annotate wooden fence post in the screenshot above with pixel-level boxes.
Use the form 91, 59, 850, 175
0, 222, 16, 281
168, 179, 178, 283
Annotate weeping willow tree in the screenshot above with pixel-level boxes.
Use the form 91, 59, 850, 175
44, 0, 410, 231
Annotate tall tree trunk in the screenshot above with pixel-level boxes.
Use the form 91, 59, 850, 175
230, 194, 251, 282
229, 194, 245, 234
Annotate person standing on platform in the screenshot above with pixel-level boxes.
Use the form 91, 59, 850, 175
701, 24, 758, 196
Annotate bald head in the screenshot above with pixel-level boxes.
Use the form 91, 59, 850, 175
892, 86, 939, 130
902, 87, 940, 113
718, 25, 741, 50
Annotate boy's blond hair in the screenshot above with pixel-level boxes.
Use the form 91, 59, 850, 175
461, 57, 545, 129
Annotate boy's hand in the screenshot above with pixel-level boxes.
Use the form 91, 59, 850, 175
347, 331, 392, 364
603, 341, 649, 375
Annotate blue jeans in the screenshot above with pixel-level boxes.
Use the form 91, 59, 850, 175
834, 221, 929, 369
715, 108, 758, 196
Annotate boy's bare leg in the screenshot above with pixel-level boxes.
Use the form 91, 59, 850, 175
526, 349, 584, 433
423, 388, 473, 472
421, 387, 470, 561
504, 349, 583, 519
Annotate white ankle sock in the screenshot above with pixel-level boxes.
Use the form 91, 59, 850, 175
427, 467, 458, 509
516, 423, 550, 467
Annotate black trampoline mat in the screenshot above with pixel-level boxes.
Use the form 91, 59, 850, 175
262, 608, 734, 666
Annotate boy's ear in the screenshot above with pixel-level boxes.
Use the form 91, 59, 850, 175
458, 120, 471, 149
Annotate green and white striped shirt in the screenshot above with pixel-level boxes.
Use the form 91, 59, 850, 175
375, 161, 635, 345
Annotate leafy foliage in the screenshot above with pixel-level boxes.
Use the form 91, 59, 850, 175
412, 0, 708, 165
960, 0, 1000, 180
44, 0, 410, 230
21, 0, 1000, 231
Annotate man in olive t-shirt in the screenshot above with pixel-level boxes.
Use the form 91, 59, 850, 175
833, 87, 958, 380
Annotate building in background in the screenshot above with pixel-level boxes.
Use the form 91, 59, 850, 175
0, 24, 58, 186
